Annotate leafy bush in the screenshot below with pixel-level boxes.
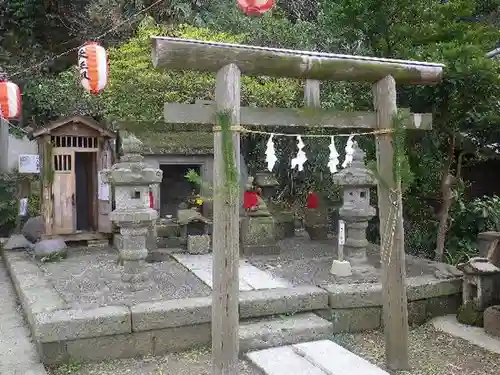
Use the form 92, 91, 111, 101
0, 172, 19, 236
445, 195, 500, 264
0, 171, 41, 236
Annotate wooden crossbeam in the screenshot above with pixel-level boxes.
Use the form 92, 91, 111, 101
151, 37, 444, 85
164, 103, 432, 130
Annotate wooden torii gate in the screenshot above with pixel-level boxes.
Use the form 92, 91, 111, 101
151, 37, 444, 374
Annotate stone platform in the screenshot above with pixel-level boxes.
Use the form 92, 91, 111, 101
2, 233, 463, 365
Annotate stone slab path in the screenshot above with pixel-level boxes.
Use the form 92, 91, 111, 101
431, 315, 500, 354
0, 257, 48, 375
246, 340, 389, 375
172, 253, 291, 291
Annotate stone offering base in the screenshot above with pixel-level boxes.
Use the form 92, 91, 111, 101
3, 250, 462, 365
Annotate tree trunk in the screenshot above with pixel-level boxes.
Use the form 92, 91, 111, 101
435, 134, 457, 262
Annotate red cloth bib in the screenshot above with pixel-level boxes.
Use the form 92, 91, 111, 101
244, 191, 259, 209
306, 192, 319, 209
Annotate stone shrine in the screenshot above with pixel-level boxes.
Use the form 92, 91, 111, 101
240, 177, 279, 255
332, 142, 376, 262
101, 132, 163, 288
457, 257, 500, 311
255, 171, 295, 239
178, 206, 211, 254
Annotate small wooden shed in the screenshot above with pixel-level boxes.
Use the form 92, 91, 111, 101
30, 116, 116, 241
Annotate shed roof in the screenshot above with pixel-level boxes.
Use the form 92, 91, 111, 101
30, 116, 116, 140
118, 121, 213, 155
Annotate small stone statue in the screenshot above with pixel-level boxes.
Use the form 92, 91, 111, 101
240, 176, 278, 255
243, 177, 270, 217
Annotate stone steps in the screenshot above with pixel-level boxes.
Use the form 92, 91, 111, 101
240, 312, 333, 353
246, 340, 390, 375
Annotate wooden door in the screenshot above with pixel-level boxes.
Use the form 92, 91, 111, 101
97, 139, 113, 233
52, 152, 75, 234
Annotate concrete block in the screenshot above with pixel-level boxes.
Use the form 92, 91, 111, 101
484, 305, 500, 337
66, 331, 153, 362
324, 283, 382, 308
330, 260, 352, 277
131, 296, 211, 332
8, 259, 42, 277
406, 276, 462, 300
3, 234, 32, 250
187, 234, 211, 254
317, 307, 382, 333
324, 277, 462, 310
239, 312, 333, 352
19, 286, 67, 327
407, 300, 428, 326
293, 340, 389, 375
153, 323, 211, 355
33, 305, 131, 342
426, 294, 461, 318
20, 287, 66, 315
36, 341, 68, 365
239, 286, 328, 318
247, 346, 326, 375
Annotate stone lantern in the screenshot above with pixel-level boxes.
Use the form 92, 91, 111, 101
332, 142, 376, 262
255, 171, 279, 200
101, 132, 163, 287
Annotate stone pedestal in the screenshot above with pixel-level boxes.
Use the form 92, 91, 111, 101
146, 222, 158, 252
304, 208, 329, 240
340, 213, 374, 262
275, 211, 295, 239
187, 234, 211, 254
330, 259, 352, 277
240, 216, 279, 256
484, 305, 500, 337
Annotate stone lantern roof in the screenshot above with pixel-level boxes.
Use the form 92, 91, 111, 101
101, 131, 162, 186
332, 142, 377, 187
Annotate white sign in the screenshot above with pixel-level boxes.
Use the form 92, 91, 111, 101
338, 220, 346, 246
97, 173, 110, 201
19, 198, 28, 216
18, 154, 40, 174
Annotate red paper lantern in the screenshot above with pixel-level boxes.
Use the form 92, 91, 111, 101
237, 0, 275, 16
78, 42, 109, 95
0, 80, 22, 119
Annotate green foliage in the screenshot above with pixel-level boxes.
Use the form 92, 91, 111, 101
0, 173, 19, 235
24, 20, 302, 126
15, 0, 500, 264
0, 171, 41, 236
446, 195, 500, 263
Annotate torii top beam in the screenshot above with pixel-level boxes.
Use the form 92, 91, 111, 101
151, 37, 445, 85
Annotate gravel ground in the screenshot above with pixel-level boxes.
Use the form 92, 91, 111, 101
46, 323, 500, 375
337, 323, 500, 375
46, 347, 263, 375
